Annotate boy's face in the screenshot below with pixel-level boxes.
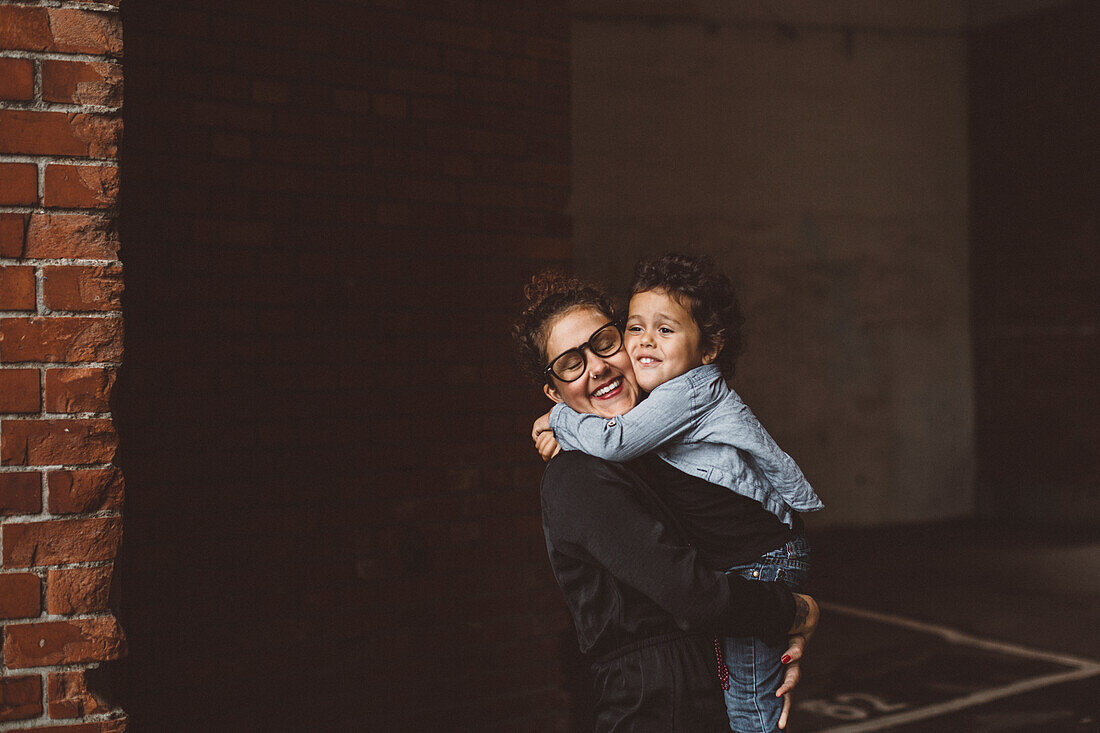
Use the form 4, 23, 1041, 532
625, 288, 716, 393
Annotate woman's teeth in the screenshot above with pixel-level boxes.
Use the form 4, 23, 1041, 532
593, 379, 621, 397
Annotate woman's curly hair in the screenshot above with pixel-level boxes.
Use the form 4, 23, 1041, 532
631, 253, 744, 378
513, 270, 616, 384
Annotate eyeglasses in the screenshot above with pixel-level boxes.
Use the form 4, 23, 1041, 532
544, 321, 623, 383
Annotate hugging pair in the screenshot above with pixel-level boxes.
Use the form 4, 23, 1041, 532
516, 253, 823, 731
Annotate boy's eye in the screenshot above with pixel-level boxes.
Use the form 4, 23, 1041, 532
658, 327, 673, 334
626, 325, 643, 333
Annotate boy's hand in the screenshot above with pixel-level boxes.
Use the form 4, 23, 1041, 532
532, 410, 559, 461
535, 431, 561, 462
531, 411, 552, 441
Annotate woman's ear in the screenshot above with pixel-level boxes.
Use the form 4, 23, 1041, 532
543, 383, 564, 404
701, 336, 724, 365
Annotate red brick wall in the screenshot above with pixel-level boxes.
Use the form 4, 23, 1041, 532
1, 2, 127, 731
116, 1, 575, 729
968, 1, 1099, 524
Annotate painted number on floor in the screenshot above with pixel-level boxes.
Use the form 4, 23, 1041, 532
798, 693, 908, 721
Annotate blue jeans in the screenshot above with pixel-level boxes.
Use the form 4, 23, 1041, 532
721, 536, 811, 732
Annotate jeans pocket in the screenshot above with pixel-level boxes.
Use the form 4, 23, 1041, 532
774, 564, 810, 592
730, 563, 780, 583
730, 561, 809, 591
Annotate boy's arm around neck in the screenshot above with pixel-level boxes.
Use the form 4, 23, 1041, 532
549, 366, 725, 461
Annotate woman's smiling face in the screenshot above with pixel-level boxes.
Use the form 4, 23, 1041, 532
543, 307, 640, 419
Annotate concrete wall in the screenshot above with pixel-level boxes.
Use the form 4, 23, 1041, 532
571, 2, 973, 526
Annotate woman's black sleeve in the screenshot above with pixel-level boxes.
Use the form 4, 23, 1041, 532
542, 452, 795, 639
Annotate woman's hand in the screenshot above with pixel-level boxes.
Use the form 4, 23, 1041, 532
776, 633, 808, 698
775, 594, 819, 728
776, 633, 807, 727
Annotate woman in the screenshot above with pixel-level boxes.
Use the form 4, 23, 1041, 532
514, 272, 817, 731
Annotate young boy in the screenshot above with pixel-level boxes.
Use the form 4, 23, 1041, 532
533, 253, 823, 733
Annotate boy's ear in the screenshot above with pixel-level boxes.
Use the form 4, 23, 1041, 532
543, 383, 565, 404
701, 336, 724, 365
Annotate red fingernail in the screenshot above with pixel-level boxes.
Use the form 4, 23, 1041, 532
781, 655, 791, 664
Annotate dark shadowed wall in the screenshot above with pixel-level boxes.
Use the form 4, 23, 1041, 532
570, 0, 1098, 531
117, 1, 574, 729
571, 2, 973, 527
969, 0, 1099, 525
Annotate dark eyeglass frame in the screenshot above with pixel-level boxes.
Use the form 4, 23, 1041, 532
544, 320, 624, 383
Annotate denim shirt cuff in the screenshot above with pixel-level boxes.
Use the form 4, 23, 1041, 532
548, 401, 570, 431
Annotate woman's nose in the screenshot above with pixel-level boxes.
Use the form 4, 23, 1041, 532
588, 354, 611, 377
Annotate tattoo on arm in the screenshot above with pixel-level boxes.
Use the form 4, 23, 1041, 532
792, 595, 809, 631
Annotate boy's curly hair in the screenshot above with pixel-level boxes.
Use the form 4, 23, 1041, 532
631, 253, 744, 378
513, 270, 617, 384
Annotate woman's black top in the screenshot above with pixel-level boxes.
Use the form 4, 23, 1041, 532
540, 451, 796, 658
632, 453, 801, 570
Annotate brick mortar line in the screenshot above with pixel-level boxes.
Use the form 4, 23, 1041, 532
0, 155, 118, 165
0, 463, 115, 471
0, 50, 119, 63
0, 206, 119, 215
35, 160, 46, 212
3, 0, 120, 8
62, 301, 114, 315
0, 101, 122, 114
5, 159, 119, 169
0, 564, 52, 581
24, 366, 116, 370
0, 310, 121, 317
2, 665, 112, 676
1, 710, 125, 730
0, 508, 121, 523
0, 412, 114, 419
0, 560, 114, 573
1, 611, 119, 623
34, 260, 46, 315
39, 451, 48, 524
0, 707, 127, 726
32, 57, 43, 106
0, 259, 122, 266
17, 310, 122, 317
0, 363, 119, 369
38, 558, 48, 641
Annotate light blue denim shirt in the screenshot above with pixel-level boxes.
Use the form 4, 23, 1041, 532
549, 364, 824, 527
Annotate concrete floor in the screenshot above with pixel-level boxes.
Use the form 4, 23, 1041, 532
791, 521, 1100, 731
